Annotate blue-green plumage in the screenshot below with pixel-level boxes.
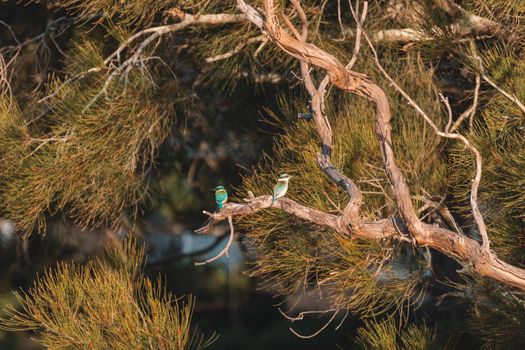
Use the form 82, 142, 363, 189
214, 186, 228, 210
271, 174, 291, 205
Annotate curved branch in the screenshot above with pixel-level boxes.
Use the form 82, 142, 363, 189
356, 22, 490, 253
284, 0, 363, 230
197, 194, 525, 290
196, 196, 396, 241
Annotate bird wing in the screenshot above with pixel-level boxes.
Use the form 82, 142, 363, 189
273, 182, 287, 197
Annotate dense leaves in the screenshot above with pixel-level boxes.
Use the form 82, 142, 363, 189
0, 239, 216, 349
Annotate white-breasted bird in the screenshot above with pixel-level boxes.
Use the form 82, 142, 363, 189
271, 173, 292, 205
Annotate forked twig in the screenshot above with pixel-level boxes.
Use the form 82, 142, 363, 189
194, 215, 235, 266
289, 309, 340, 339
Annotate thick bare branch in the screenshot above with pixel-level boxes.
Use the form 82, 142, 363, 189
196, 195, 395, 240
197, 195, 525, 291
285, 0, 363, 229
318, 154, 362, 228
356, 20, 490, 253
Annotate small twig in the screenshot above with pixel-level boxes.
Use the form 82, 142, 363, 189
289, 309, 339, 339
476, 56, 525, 115
194, 216, 235, 266
253, 38, 269, 58
277, 307, 337, 321
439, 93, 453, 133
450, 73, 481, 132
334, 0, 346, 41
205, 35, 265, 63
0, 20, 21, 45
346, 0, 368, 70
334, 308, 349, 330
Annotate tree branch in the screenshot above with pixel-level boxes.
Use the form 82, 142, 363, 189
284, 0, 364, 231
195, 216, 235, 266
355, 18, 490, 253
475, 55, 525, 116
197, 195, 398, 241
450, 73, 481, 132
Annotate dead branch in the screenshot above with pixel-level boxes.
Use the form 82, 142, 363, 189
285, 0, 364, 232
356, 18, 490, 253
346, 0, 368, 70
289, 309, 340, 339
196, 195, 398, 241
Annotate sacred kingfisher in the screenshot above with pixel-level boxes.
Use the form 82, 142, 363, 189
214, 185, 228, 210
271, 174, 292, 205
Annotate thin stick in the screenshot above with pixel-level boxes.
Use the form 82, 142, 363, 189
473, 54, 525, 115
346, 0, 368, 70
289, 309, 339, 339
194, 216, 235, 266
277, 307, 337, 321
450, 73, 481, 132
482, 74, 525, 115
205, 35, 265, 63
440, 93, 453, 133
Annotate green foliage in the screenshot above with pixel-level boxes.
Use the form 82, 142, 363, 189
0, 39, 180, 234
0, 238, 216, 349
462, 279, 525, 349
355, 317, 449, 350
3, 0, 525, 347
0, 97, 30, 180
50, 0, 174, 26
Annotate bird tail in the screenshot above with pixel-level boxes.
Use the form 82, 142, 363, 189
217, 201, 222, 211
271, 195, 275, 206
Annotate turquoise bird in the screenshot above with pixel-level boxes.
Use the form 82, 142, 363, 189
271, 174, 292, 205
214, 185, 228, 210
